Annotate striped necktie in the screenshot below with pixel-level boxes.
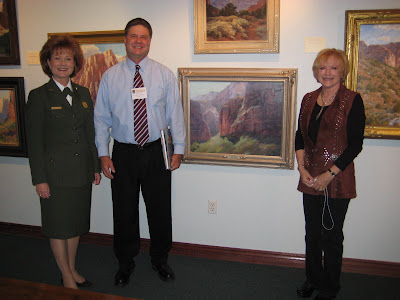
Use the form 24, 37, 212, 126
133, 65, 149, 146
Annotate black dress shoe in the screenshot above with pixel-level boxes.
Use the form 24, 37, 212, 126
297, 281, 315, 297
114, 262, 135, 287
152, 263, 175, 281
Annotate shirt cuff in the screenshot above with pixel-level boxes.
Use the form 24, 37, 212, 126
97, 145, 110, 158
173, 145, 185, 155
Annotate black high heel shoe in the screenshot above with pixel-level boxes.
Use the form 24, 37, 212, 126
61, 278, 93, 287
76, 279, 93, 287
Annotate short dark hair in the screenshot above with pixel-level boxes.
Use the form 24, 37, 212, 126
125, 18, 153, 38
40, 34, 84, 78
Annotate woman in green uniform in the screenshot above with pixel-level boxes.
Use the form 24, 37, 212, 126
26, 35, 101, 289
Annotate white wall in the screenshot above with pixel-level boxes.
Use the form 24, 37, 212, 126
1, 0, 399, 263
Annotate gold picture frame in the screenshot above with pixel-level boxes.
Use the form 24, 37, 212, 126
48, 30, 126, 105
49, 30, 125, 44
194, 0, 280, 54
345, 9, 400, 139
178, 68, 297, 169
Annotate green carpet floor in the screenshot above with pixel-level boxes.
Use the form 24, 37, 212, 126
0, 234, 398, 299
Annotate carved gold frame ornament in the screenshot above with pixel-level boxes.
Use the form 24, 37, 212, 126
345, 9, 400, 139
48, 30, 125, 44
194, 0, 280, 54
179, 68, 297, 169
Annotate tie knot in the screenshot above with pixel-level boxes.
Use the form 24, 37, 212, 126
63, 87, 73, 97
135, 65, 140, 73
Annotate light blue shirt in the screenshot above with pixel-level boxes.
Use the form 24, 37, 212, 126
94, 56, 186, 157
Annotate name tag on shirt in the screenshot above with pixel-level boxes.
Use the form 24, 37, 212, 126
131, 87, 147, 100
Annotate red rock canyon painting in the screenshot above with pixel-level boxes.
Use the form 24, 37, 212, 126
73, 43, 126, 105
189, 80, 283, 156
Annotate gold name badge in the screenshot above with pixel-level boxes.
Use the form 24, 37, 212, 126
51, 106, 62, 110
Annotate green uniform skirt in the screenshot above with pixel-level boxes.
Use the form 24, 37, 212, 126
40, 184, 92, 239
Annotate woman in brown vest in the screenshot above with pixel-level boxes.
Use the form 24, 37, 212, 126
295, 49, 365, 300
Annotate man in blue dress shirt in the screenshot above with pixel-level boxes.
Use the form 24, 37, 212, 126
94, 18, 186, 286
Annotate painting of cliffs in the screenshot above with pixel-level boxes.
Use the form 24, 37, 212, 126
190, 80, 283, 156
0, 88, 18, 146
357, 24, 400, 127
73, 43, 126, 105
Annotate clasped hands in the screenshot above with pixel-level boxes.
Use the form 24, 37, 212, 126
299, 168, 333, 191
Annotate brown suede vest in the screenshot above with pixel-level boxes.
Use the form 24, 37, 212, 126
297, 85, 358, 199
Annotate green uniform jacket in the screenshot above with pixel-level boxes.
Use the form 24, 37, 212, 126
26, 79, 100, 187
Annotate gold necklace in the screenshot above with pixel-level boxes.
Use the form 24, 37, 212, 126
315, 91, 337, 120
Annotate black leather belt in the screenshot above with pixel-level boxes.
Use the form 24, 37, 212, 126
115, 139, 160, 150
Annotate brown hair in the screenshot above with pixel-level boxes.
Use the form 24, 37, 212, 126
40, 34, 84, 78
125, 18, 153, 38
312, 48, 349, 82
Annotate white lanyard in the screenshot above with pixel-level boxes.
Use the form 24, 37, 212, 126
322, 188, 335, 231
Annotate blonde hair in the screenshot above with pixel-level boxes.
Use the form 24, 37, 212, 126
312, 48, 349, 82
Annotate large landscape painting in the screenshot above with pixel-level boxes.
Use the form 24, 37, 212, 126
357, 24, 400, 127
179, 68, 297, 169
190, 80, 283, 156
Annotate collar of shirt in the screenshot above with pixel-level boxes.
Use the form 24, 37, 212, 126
52, 77, 73, 105
126, 56, 149, 75
52, 77, 73, 91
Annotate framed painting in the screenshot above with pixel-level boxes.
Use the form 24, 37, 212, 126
0, 0, 20, 65
178, 68, 297, 169
345, 9, 400, 139
194, 0, 279, 54
0, 77, 27, 157
48, 30, 126, 105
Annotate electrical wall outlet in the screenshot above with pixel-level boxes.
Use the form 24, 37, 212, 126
208, 199, 217, 214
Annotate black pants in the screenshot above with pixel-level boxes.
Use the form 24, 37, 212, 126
111, 139, 172, 268
303, 193, 350, 297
